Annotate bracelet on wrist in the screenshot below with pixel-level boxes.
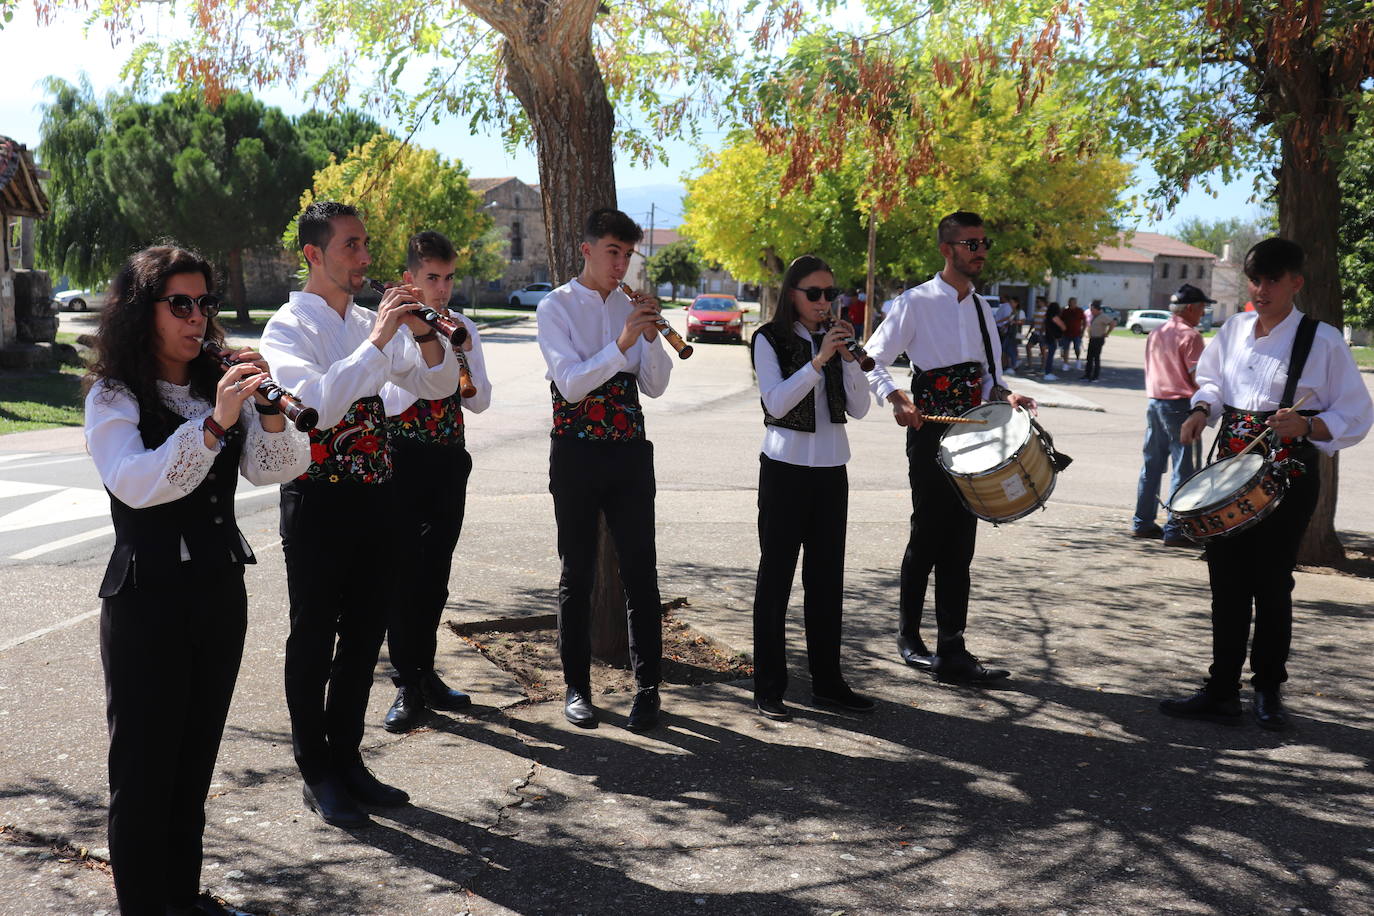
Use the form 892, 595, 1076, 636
414, 330, 439, 344
202, 416, 229, 444
1190, 403, 1210, 417
254, 401, 282, 416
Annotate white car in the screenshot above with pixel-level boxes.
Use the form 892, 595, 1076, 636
55, 288, 104, 311
1127, 309, 1171, 334
508, 283, 554, 308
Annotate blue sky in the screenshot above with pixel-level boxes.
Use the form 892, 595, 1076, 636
0, 7, 1272, 234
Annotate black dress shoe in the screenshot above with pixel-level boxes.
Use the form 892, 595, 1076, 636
336, 761, 410, 807
1254, 688, 1290, 731
755, 697, 791, 721
565, 686, 598, 728
302, 777, 371, 828
1158, 688, 1242, 724
382, 686, 426, 733
932, 652, 1010, 684
812, 683, 876, 713
626, 686, 661, 733
897, 636, 934, 670
421, 669, 473, 712
1131, 525, 1164, 539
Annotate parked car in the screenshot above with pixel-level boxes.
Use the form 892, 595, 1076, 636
1126, 309, 1172, 334
55, 288, 104, 311
686, 294, 745, 343
508, 283, 554, 308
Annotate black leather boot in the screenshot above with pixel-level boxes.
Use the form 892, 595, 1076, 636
421, 669, 473, 712
382, 683, 427, 733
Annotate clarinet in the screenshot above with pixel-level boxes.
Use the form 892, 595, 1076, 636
821, 318, 876, 371
365, 278, 469, 347
620, 283, 693, 359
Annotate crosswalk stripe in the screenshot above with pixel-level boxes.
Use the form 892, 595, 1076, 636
0, 453, 42, 464
0, 480, 64, 499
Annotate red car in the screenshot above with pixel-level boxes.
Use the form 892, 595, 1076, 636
686, 294, 745, 343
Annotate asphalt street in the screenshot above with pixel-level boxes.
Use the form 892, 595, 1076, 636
1, 311, 1372, 915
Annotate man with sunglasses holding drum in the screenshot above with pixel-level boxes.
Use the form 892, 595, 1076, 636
863, 211, 1037, 684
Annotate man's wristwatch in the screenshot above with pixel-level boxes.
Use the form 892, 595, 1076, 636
1189, 402, 1210, 418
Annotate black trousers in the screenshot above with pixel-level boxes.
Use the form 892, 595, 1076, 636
549, 437, 662, 690
101, 563, 246, 915
899, 423, 978, 655
1085, 337, 1105, 379
1204, 460, 1320, 695
386, 442, 472, 685
280, 479, 398, 783
752, 454, 847, 701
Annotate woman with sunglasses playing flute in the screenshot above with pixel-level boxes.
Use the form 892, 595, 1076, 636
749, 255, 874, 721
84, 245, 310, 915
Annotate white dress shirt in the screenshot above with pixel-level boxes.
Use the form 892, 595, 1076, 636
536, 279, 672, 402
863, 274, 1003, 401
754, 323, 871, 467
85, 380, 312, 509
1191, 308, 1373, 456
259, 291, 459, 431
382, 312, 492, 416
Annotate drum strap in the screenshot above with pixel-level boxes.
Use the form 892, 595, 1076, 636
1029, 416, 1074, 472
970, 293, 1003, 390
1279, 314, 1319, 409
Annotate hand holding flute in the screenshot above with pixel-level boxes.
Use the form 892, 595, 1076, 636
821, 317, 876, 371
203, 341, 319, 431
365, 278, 469, 347
619, 283, 693, 359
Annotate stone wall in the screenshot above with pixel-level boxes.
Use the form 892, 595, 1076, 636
241, 246, 301, 307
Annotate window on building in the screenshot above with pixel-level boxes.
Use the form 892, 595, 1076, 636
510, 220, 524, 262
1181, 264, 1189, 279
1196, 265, 1206, 279
514, 194, 521, 208
487, 279, 502, 291
1070, 278, 1077, 288
1161, 262, 1170, 278
1124, 280, 1130, 288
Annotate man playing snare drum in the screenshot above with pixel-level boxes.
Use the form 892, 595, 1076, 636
862, 210, 1037, 684
1161, 238, 1371, 730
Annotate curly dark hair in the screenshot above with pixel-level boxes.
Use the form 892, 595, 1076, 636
88, 244, 225, 443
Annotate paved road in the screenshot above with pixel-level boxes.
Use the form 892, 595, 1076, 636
2, 311, 1372, 914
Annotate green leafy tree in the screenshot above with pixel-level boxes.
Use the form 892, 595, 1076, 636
1175, 216, 1272, 261
92, 89, 316, 320
285, 132, 493, 283
34, 78, 141, 289
1340, 105, 1374, 331
645, 239, 704, 301
294, 109, 382, 171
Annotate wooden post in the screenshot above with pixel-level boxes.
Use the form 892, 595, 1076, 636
864, 211, 877, 338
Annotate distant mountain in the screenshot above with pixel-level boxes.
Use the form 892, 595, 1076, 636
616, 183, 688, 231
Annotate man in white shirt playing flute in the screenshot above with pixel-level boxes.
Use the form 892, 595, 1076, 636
536, 208, 673, 733
260, 201, 460, 828
1161, 238, 1373, 731
864, 211, 1037, 684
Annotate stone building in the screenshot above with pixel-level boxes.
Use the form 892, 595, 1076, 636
1046, 231, 1216, 313
468, 176, 549, 302
0, 135, 56, 368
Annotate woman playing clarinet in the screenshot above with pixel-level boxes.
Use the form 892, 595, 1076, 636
749, 255, 875, 721
84, 245, 309, 915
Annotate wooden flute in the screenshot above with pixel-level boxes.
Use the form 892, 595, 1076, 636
620, 283, 693, 359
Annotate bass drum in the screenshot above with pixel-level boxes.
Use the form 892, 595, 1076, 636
937, 402, 1057, 523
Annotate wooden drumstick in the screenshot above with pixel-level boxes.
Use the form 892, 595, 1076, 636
924, 414, 988, 425
1236, 393, 1311, 458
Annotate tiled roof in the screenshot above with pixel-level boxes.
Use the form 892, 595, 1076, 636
1088, 239, 1155, 264
1123, 231, 1217, 259
468, 176, 516, 193
0, 135, 50, 219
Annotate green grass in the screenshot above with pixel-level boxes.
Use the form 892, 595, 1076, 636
1352, 346, 1374, 370
0, 365, 88, 435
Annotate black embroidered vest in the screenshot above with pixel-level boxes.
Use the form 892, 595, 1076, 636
99, 414, 254, 598
752, 323, 846, 432
300, 395, 393, 484
550, 373, 646, 441
387, 391, 465, 449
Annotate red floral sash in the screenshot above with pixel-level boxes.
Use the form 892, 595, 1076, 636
551, 372, 645, 441
911, 361, 984, 419
388, 392, 465, 449
300, 395, 392, 484
1217, 406, 1315, 480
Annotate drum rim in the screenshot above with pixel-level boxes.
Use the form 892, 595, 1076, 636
1179, 478, 1287, 541
1168, 452, 1272, 515
937, 402, 1033, 476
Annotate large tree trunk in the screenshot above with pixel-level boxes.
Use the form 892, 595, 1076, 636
484, 0, 631, 665
1274, 67, 1349, 568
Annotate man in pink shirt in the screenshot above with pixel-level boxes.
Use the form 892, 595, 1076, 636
1133, 284, 1210, 544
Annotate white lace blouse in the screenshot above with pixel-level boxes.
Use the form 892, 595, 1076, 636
85, 378, 312, 509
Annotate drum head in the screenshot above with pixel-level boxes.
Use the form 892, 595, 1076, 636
1170, 453, 1266, 511
939, 403, 1030, 474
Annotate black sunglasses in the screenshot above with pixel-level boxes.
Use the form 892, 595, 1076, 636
951, 238, 993, 252
155, 294, 222, 319
797, 286, 841, 302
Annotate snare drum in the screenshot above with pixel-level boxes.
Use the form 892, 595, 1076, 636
937, 402, 1057, 523
1167, 453, 1286, 542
